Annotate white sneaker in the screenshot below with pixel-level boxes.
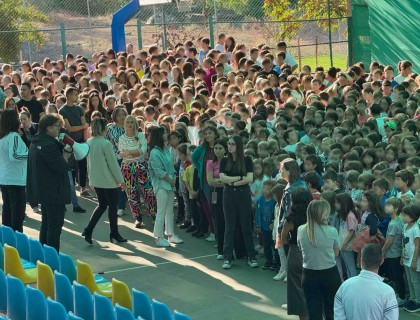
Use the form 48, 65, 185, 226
281, 304, 287, 310
32, 206, 39, 213
117, 209, 125, 217
216, 254, 224, 260
168, 235, 183, 244
273, 270, 287, 281
156, 238, 171, 247
273, 272, 281, 281
247, 258, 259, 268
222, 260, 232, 269
283, 276, 287, 283
206, 233, 216, 242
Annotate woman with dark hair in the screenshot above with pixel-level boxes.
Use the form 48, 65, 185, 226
206, 138, 228, 259
281, 187, 313, 320
4, 97, 19, 112
89, 80, 103, 99
18, 110, 38, 148
183, 62, 195, 79
85, 92, 107, 124
276, 158, 307, 278
192, 125, 219, 239
106, 107, 128, 216
83, 118, 127, 244
7, 83, 21, 100
0, 109, 28, 232
335, 192, 358, 278
148, 126, 183, 247
11, 73, 22, 87
224, 36, 236, 62
219, 135, 257, 269
106, 48, 116, 60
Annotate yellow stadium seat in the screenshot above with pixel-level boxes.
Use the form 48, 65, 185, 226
112, 278, 132, 309
37, 261, 55, 299
76, 260, 112, 298
4, 244, 37, 284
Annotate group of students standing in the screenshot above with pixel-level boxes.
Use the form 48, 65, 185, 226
0, 32, 419, 320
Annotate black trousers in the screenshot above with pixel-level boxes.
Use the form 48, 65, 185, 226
386, 256, 406, 299
76, 157, 87, 188
223, 185, 256, 261
85, 188, 119, 236
211, 187, 225, 255
40, 203, 66, 252
0, 185, 26, 232
302, 266, 342, 320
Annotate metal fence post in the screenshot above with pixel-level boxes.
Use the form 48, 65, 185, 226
327, 0, 333, 67
208, 16, 214, 48
60, 22, 67, 59
347, 17, 354, 66
137, 18, 143, 49
162, 5, 167, 51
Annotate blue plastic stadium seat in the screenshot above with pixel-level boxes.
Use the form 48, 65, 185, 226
0, 269, 6, 312
43, 244, 60, 271
29, 238, 44, 265
151, 299, 172, 320
47, 297, 68, 320
94, 292, 116, 320
59, 252, 77, 284
73, 281, 94, 320
1, 226, 16, 247
15, 231, 30, 261
68, 311, 84, 319
26, 285, 47, 320
7, 275, 26, 320
173, 310, 192, 320
132, 289, 152, 320
55, 271, 74, 312
115, 304, 135, 320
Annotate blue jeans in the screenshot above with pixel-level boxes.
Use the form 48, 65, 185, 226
68, 171, 79, 208
262, 230, 274, 263
341, 250, 357, 278
117, 159, 126, 210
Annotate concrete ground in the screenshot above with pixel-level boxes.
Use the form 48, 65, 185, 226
2, 193, 419, 320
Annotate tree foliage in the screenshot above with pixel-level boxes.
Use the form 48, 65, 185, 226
215, 0, 265, 19
0, 0, 47, 62
263, 0, 347, 40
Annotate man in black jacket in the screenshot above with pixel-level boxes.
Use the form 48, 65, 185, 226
27, 114, 71, 252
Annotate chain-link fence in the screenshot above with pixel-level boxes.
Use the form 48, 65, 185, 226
0, 0, 349, 71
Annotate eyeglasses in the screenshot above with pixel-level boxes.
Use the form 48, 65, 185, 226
52, 124, 61, 128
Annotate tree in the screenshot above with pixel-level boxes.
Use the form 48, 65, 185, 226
263, 0, 347, 40
0, 0, 47, 63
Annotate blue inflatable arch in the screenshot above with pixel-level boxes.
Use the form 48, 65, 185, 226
111, 0, 174, 52
111, 0, 141, 52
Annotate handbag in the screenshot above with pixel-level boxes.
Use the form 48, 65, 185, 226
352, 224, 385, 253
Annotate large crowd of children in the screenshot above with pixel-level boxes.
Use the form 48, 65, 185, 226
0, 32, 419, 318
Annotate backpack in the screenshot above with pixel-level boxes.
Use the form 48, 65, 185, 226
352, 214, 385, 253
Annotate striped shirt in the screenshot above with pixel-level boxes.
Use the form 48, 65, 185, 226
0, 132, 28, 186
334, 270, 398, 320
106, 123, 125, 160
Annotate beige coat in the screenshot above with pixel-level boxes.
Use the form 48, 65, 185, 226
86, 136, 123, 189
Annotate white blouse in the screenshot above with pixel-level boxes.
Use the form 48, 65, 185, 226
118, 132, 147, 163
